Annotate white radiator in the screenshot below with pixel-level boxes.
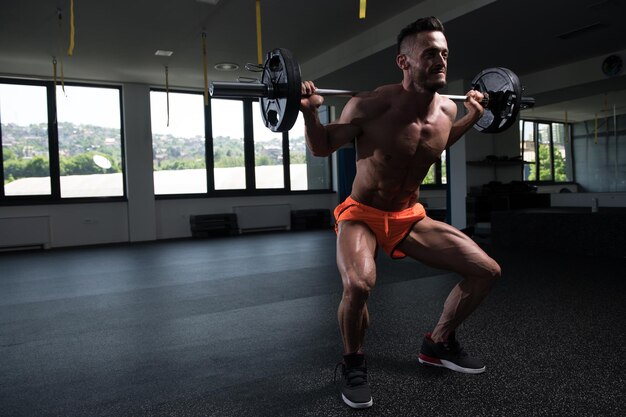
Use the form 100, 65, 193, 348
233, 204, 291, 233
0, 216, 51, 250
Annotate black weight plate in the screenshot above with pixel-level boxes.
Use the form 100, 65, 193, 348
260, 48, 302, 132
471, 67, 522, 133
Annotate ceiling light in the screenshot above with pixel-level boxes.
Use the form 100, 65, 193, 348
154, 50, 174, 57
196, 0, 221, 5
214, 62, 239, 71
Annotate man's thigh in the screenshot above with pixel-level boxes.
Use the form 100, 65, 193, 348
336, 221, 378, 286
396, 216, 495, 277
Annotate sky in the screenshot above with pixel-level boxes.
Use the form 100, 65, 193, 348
0, 83, 305, 141
0, 83, 121, 129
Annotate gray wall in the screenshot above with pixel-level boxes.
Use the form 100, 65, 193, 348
572, 114, 626, 192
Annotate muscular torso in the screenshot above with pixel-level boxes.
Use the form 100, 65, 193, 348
347, 84, 456, 211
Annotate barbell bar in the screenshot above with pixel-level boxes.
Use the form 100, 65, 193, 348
209, 48, 535, 133
210, 83, 532, 110
211, 84, 466, 101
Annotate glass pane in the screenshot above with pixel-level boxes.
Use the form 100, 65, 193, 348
521, 120, 535, 181
423, 164, 436, 184
288, 112, 331, 191
56, 85, 123, 197
151, 91, 207, 195
1, 83, 51, 196
537, 123, 552, 181
552, 123, 569, 182
211, 99, 245, 190
253, 102, 283, 189
441, 151, 447, 184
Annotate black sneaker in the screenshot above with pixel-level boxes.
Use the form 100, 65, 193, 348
334, 352, 373, 409
418, 332, 486, 374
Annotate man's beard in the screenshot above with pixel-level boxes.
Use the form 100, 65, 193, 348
425, 79, 446, 93
415, 70, 446, 93
424, 78, 447, 93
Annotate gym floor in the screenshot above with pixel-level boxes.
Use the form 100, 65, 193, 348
1, 230, 624, 417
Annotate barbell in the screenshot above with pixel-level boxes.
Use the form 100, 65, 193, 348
209, 48, 535, 134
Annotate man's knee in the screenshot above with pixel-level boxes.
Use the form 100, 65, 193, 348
481, 257, 502, 283
342, 269, 376, 305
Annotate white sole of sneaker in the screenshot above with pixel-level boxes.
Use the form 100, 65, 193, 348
418, 355, 486, 374
342, 394, 374, 409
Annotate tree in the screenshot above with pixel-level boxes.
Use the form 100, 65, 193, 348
530, 144, 568, 182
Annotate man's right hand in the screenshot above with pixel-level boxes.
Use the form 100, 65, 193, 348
300, 81, 324, 111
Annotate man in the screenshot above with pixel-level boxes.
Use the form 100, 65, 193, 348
299, 17, 502, 409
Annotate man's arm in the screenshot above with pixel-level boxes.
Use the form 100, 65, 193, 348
446, 90, 484, 148
300, 81, 363, 157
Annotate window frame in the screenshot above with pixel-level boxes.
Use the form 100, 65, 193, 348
0, 78, 127, 205
520, 119, 574, 184
150, 88, 334, 199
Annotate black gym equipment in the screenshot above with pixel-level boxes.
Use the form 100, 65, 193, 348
210, 48, 535, 133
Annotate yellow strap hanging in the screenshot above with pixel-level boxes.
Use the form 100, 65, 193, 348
256, 0, 263, 64
359, 0, 366, 19
67, 0, 75, 56
202, 32, 209, 106
165, 66, 170, 127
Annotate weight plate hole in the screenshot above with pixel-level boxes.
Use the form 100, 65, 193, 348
269, 56, 282, 72
267, 110, 279, 125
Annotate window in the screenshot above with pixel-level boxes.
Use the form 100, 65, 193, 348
149, 91, 333, 196
212, 98, 246, 191
56, 85, 124, 198
252, 101, 283, 189
423, 151, 447, 186
520, 120, 571, 183
1, 83, 51, 196
151, 91, 207, 194
288, 111, 332, 191
0, 79, 125, 202
571, 115, 625, 192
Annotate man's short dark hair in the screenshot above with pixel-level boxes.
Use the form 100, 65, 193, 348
397, 16, 445, 54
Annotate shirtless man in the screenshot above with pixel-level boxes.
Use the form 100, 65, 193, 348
299, 17, 502, 409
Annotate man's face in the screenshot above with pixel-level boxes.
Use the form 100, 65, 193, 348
401, 31, 449, 92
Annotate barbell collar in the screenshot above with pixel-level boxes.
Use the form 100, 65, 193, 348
520, 96, 535, 109
209, 81, 268, 99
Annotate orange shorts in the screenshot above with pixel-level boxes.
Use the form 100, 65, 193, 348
334, 196, 426, 259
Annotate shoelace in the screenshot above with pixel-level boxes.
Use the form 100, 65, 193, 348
442, 337, 468, 357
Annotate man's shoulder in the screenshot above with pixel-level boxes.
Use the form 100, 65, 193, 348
372, 83, 403, 95
435, 93, 458, 118
351, 85, 399, 109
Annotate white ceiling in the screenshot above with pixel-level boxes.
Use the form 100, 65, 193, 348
1, 0, 626, 121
